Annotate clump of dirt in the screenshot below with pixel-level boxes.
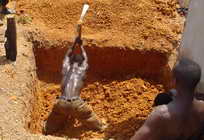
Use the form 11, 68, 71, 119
16, 0, 183, 52
28, 78, 164, 139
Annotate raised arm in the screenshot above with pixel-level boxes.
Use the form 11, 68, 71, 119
62, 20, 85, 74
80, 45, 88, 68
65, 19, 82, 57
65, 36, 81, 57
77, 21, 88, 68
62, 36, 82, 75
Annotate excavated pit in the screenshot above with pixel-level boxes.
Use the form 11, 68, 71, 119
27, 34, 173, 139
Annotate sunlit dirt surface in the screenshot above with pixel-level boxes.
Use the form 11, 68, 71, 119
17, 0, 183, 51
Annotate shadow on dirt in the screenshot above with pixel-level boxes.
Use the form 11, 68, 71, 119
44, 107, 93, 139
104, 116, 144, 140
44, 111, 145, 140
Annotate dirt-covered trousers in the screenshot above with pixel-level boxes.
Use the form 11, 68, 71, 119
44, 98, 104, 134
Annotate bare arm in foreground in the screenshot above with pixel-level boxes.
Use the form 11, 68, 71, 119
130, 106, 169, 140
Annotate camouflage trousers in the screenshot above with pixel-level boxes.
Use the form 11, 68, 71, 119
44, 98, 106, 134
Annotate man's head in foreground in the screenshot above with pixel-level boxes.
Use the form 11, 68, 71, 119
173, 57, 201, 93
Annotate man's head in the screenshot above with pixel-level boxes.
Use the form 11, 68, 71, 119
173, 57, 201, 92
71, 54, 84, 64
71, 36, 83, 58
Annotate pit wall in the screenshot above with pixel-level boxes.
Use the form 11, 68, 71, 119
32, 38, 172, 87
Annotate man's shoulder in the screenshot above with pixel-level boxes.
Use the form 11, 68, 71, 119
143, 105, 171, 134
193, 99, 204, 113
150, 105, 171, 121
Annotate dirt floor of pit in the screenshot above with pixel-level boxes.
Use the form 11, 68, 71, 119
28, 78, 164, 139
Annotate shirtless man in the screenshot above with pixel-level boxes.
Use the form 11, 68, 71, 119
44, 23, 106, 134
131, 57, 204, 140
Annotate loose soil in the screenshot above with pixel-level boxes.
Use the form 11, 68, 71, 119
28, 78, 164, 139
